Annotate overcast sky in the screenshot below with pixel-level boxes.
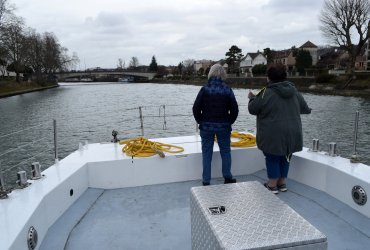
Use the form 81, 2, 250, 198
12, 0, 328, 69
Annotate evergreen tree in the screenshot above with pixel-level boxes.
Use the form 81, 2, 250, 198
263, 48, 274, 64
177, 62, 183, 75
252, 64, 267, 76
225, 45, 243, 74
149, 55, 158, 72
295, 50, 312, 75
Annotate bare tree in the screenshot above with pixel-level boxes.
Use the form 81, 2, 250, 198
25, 28, 44, 81
0, 2, 77, 82
0, 0, 13, 27
22, 29, 78, 83
0, 31, 7, 76
0, 0, 6, 25
0, 16, 27, 82
42, 32, 61, 74
182, 59, 195, 75
0, 0, 14, 77
129, 56, 139, 68
319, 0, 370, 75
41, 32, 75, 73
59, 48, 79, 72
117, 58, 125, 69
69, 52, 80, 71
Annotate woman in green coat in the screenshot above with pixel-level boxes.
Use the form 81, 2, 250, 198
248, 63, 311, 194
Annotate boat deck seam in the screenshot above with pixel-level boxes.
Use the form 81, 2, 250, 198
64, 190, 106, 250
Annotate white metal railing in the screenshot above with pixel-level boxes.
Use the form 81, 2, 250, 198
350, 111, 360, 162
0, 105, 363, 198
0, 120, 56, 195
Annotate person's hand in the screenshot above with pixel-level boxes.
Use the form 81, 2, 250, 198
248, 90, 255, 99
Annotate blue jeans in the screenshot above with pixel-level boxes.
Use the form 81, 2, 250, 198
263, 152, 290, 179
200, 129, 232, 183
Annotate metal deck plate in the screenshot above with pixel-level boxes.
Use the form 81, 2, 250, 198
191, 181, 327, 250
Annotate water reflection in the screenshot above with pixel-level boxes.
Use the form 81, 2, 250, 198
0, 83, 369, 188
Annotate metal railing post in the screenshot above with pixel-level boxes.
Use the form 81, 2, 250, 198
0, 161, 8, 199
0, 161, 5, 191
139, 106, 144, 136
163, 105, 167, 130
312, 139, 319, 152
53, 119, 58, 162
351, 111, 360, 163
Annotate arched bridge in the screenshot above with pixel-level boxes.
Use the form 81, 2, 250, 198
55, 70, 156, 82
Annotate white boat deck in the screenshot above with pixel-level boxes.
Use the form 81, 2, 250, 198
2, 134, 370, 250
39, 170, 370, 250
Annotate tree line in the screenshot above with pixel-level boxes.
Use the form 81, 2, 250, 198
0, 0, 78, 84
226, 0, 369, 78
3, 0, 366, 83
147, 0, 369, 79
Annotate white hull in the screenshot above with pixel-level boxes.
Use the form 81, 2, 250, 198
1, 134, 370, 250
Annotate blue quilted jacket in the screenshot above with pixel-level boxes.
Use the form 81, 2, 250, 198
192, 77, 239, 131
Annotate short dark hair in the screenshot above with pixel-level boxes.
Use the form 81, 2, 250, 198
266, 63, 287, 82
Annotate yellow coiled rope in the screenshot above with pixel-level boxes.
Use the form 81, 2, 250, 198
230, 131, 256, 147
119, 137, 184, 158
119, 132, 255, 158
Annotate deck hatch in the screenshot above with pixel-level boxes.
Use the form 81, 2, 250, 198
191, 181, 327, 250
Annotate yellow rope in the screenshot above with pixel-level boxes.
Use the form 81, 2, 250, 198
119, 137, 184, 158
230, 131, 256, 147
119, 132, 255, 158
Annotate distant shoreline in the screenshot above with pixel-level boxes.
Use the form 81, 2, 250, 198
1, 80, 369, 99
151, 77, 370, 99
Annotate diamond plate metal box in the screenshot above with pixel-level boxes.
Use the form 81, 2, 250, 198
190, 181, 327, 250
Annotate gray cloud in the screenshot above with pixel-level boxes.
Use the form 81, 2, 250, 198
12, 0, 327, 68
264, 0, 324, 12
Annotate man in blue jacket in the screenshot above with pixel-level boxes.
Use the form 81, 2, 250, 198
193, 64, 239, 186
248, 63, 311, 194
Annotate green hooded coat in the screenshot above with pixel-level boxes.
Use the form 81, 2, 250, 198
248, 81, 311, 156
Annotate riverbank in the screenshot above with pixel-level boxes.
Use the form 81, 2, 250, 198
0, 80, 59, 98
1, 77, 369, 99
153, 76, 370, 98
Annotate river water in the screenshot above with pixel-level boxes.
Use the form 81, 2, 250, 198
0, 82, 369, 188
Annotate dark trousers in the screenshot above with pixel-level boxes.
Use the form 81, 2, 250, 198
200, 129, 232, 183
263, 152, 290, 179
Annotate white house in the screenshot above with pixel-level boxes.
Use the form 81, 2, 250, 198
0, 66, 17, 77
240, 52, 267, 75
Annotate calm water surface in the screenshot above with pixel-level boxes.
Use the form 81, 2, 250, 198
0, 82, 369, 187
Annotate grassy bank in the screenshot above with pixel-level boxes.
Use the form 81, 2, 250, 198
0, 79, 59, 98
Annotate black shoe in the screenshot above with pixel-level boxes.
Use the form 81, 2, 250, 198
224, 178, 236, 184
202, 182, 210, 186
264, 183, 279, 194
277, 184, 287, 192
